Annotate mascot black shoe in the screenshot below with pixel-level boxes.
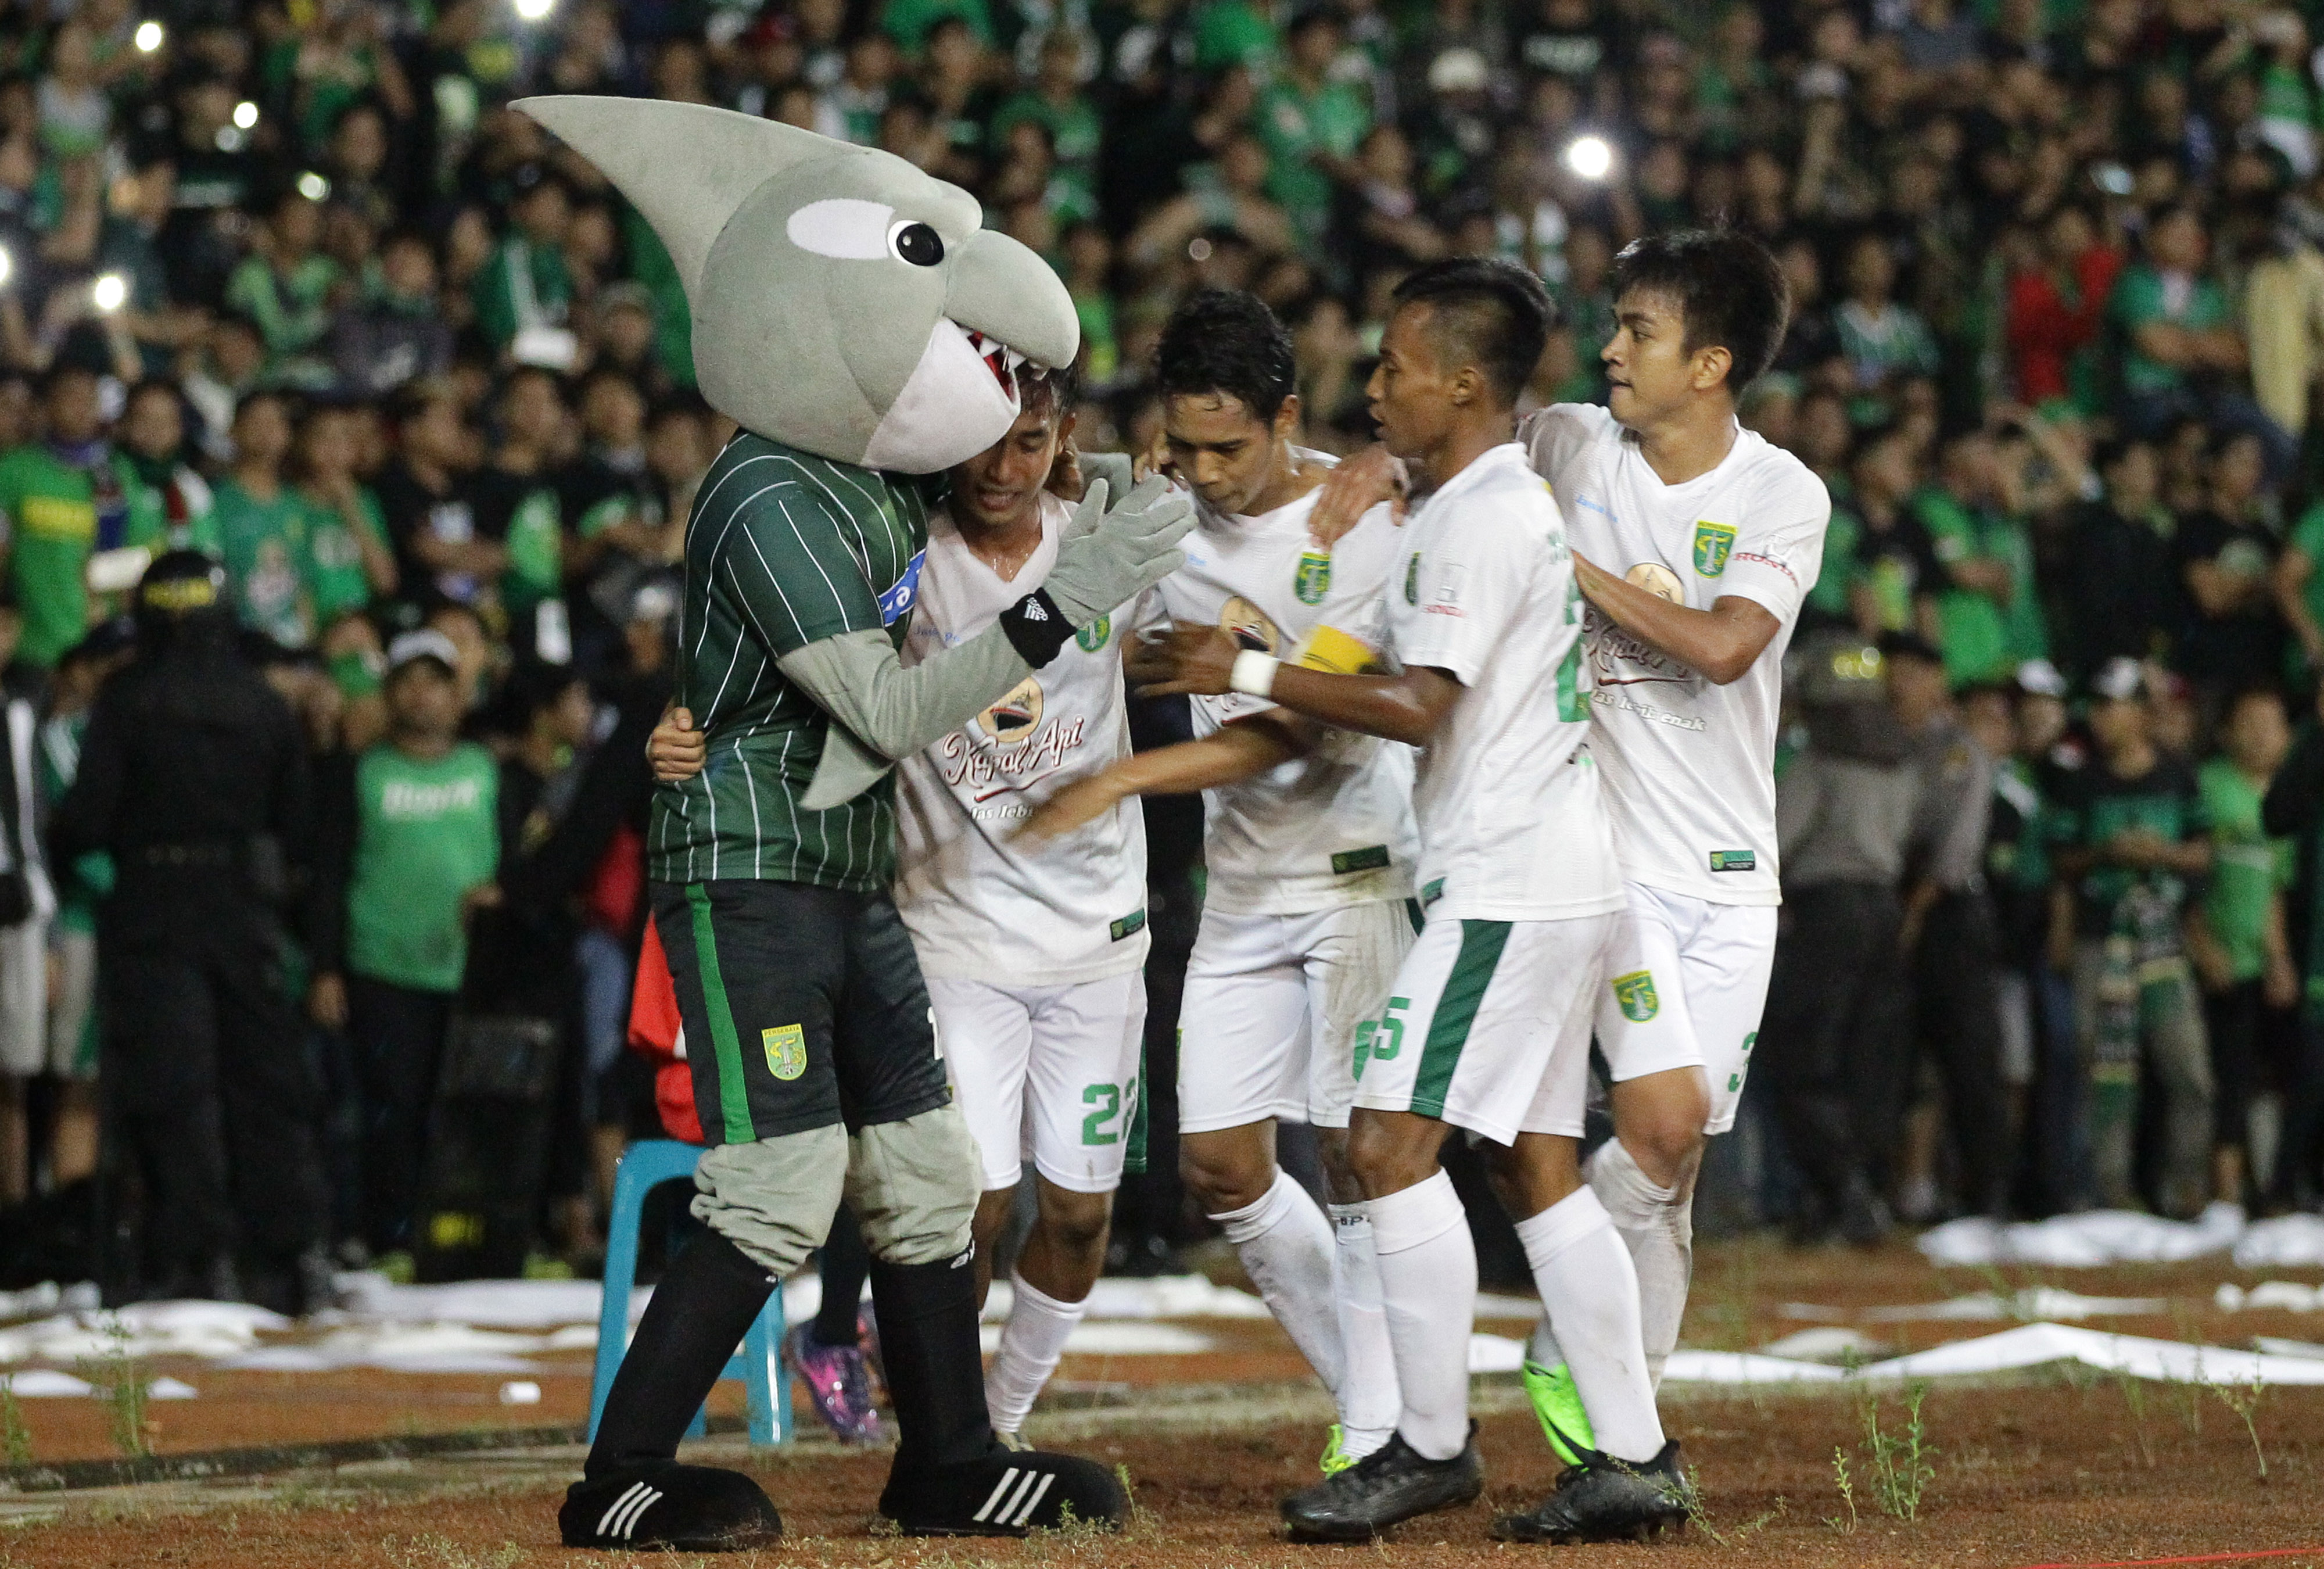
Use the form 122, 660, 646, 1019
880, 1443, 1128, 1536
560, 1461, 783, 1552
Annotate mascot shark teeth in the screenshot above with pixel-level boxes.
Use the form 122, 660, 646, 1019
520, 96, 1189, 1553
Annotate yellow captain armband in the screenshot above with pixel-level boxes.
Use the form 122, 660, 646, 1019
1293, 624, 1381, 676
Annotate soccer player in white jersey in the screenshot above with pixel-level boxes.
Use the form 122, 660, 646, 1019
649, 370, 1153, 1446
1137, 259, 1685, 1543
1311, 230, 1828, 1476
1021, 289, 1414, 1477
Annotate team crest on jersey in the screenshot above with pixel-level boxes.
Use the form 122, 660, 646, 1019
762, 1024, 808, 1081
1219, 596, 1281, 654
1626, 561, 1683, 603
1611, 970, 1659, 1023
977, 675, 1046, 738
1075, 615, 1111, 653
1403, 551, 1421, 605
1692, 522, 1735, 577
1294, 547, 1331, 605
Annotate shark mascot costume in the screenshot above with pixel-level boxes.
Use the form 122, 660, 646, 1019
515, 96, 1190, 1551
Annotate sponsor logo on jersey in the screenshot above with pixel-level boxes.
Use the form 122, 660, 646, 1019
1109, 908, 1147, 941
1294, 547, 1332, 605
1218, 596, 1281, 654
879, 547, 927, 625
1584, 604, 1691, 687
1611, 970, 1659, 1023
1331, 844, 1391, 875
1626, 561, 1683, 602
1692, 522, 1735, 577
762, 1023, 808, 1081
1404, 551, 1421, 604
1709, 849, 1756, 873
1075, 614, 1111, 652
977, 675, 1046, 739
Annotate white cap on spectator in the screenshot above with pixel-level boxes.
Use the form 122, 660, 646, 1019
1428, 47, 1490, 94
2015, 658, 2068, 699
386, 628, 462, 676
2090, 656, 2146, 703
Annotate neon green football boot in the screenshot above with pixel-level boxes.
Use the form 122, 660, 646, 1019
1319, 1423, 1355, 1475
1521, 1360, 1597, 1468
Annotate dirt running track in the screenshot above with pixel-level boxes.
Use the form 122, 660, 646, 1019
8, 1377, 2324, 1569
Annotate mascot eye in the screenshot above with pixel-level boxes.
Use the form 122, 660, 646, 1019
889, 221, 945, 266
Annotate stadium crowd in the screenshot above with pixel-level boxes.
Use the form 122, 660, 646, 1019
2, 0, 2324, 1311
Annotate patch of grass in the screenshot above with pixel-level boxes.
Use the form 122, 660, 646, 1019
1858, 1381, 1935, 1524
0, 1377, 30, 1467
73, 1316, 149, 1459
1826, 1446, 1857, 1534
1677, 1464, 1783, 1546
1115, 1460, 1160, 1541
384, 1535, 528, 1569
2210, 1374, 2270, 1482
2111, 1366, 2156, 1468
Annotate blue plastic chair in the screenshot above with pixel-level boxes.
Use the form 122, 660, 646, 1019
587, 1139, 791, 1448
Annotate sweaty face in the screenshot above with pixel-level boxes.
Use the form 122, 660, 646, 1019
1164, 392, 1283, 517
1602, 288, 1697, 431
949, 405, 1066, 530
1366, 305, 1457, 464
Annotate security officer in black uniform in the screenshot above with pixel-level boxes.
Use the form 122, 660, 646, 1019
52, 551, 331, 1309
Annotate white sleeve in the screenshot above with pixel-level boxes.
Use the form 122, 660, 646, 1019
1519, 403, 1615, 494
1719, 465, 1830, 626
1388, 503, 1532, 686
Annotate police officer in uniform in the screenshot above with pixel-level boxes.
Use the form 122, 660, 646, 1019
53, 551, 331, 1309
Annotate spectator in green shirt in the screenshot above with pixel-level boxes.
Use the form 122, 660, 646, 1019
209, 391, 318, 649
2189, 687, 2298, 1207
0, 366, 165, 668
1913, 429, 2047, 687
2107, 205, 2296, 479
881, 0, 994, 55
471, 170, 575, 357
991, 32, 1104, 223
2271, 488, 2324, 684
223, 190, 343, 391
1256, 10, 1371, 257
293, 403, 396, 631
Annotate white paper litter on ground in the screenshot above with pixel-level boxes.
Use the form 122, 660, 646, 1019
0, 1301, 291, 1363
146, 1377, 196, 1399
329, 1274, 645, 1327
975, 1322, 1214, 1356
1665, 1322, 2324, 1387
2215, 1280, 2323, 1312
1860, 1288, 2168, 1323
1759, 1326, 1893, 1362
1665, 1349, 1848, 1384
1468, 1333, 1526, 1373
2233, 1213, 2324, 1268
0, 1282, 99, 1323
2253, 1336, 2324, 1360
0, 1369, 93, 1396
1918, 1205, 2248, 1267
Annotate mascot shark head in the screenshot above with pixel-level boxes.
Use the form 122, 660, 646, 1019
514, 96, 1078, 474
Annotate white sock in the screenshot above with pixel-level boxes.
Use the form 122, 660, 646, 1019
1328, 1202, 1400, 1460
1368, 1169, 1475, 1462
1210, 1169, 1343, 1396
1516, 1187, 1665, 1464
1588, 1138, 1691, 1391
983, 1268, 1086, 1435
1527, 1314, 1562, 1369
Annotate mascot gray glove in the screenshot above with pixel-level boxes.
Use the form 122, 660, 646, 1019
996, 477, 1192, 665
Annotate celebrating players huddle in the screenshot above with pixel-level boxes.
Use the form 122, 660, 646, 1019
645, 230, 1828, 1546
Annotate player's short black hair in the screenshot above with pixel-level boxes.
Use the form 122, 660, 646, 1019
1155, 288, 1297, 425
1389, 257, 1554, 407
1608, 228, 1791, 394
1020, 360, 1078, 424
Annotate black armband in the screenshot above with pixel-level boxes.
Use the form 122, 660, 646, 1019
998, 588, 1074, 667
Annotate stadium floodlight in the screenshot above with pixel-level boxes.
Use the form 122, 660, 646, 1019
297, 170, 330, 201
232, 100, 259, 130
92, 273, 127, 313
0, 248, 15, 290
134, 20, 163, 52
1565, 135, 1613, 181
515, 0, 556, 19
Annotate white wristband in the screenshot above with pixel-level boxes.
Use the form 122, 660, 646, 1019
1229, 649, 1280, 698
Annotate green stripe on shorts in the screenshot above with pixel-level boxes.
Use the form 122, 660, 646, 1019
1404, 897, 1425, 934
1411, 920, 1512, 1118
684, 884, 758, 1145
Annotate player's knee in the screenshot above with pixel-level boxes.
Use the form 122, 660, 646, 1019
1346, 1112, 1441, 1199
1612, 1076, 1709, 1187
1179, 1134, 1272, 1214
1035, 1185, 1114, 1255
846, 1105, 981, 1266
1314, 1127, 1364, 1206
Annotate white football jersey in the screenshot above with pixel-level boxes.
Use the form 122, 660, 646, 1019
1385, 442, 1623, 923
894, 494, 1151, 984
1520, 403, 1830, 907
1155, 461, 1418, 916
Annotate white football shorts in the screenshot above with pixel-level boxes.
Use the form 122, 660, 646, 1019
1178, 898, 1419, 1133
928, 970, 1147, 1194
1352, 912, 1615, 1144
1593, 880, 1778, 1135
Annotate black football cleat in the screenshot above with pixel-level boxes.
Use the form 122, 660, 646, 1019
1490, 1438, 1692, 1543
879, 1445, 1129, 1536
1279, 1427, 1484, 1543
560, 1461, 782, 1551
